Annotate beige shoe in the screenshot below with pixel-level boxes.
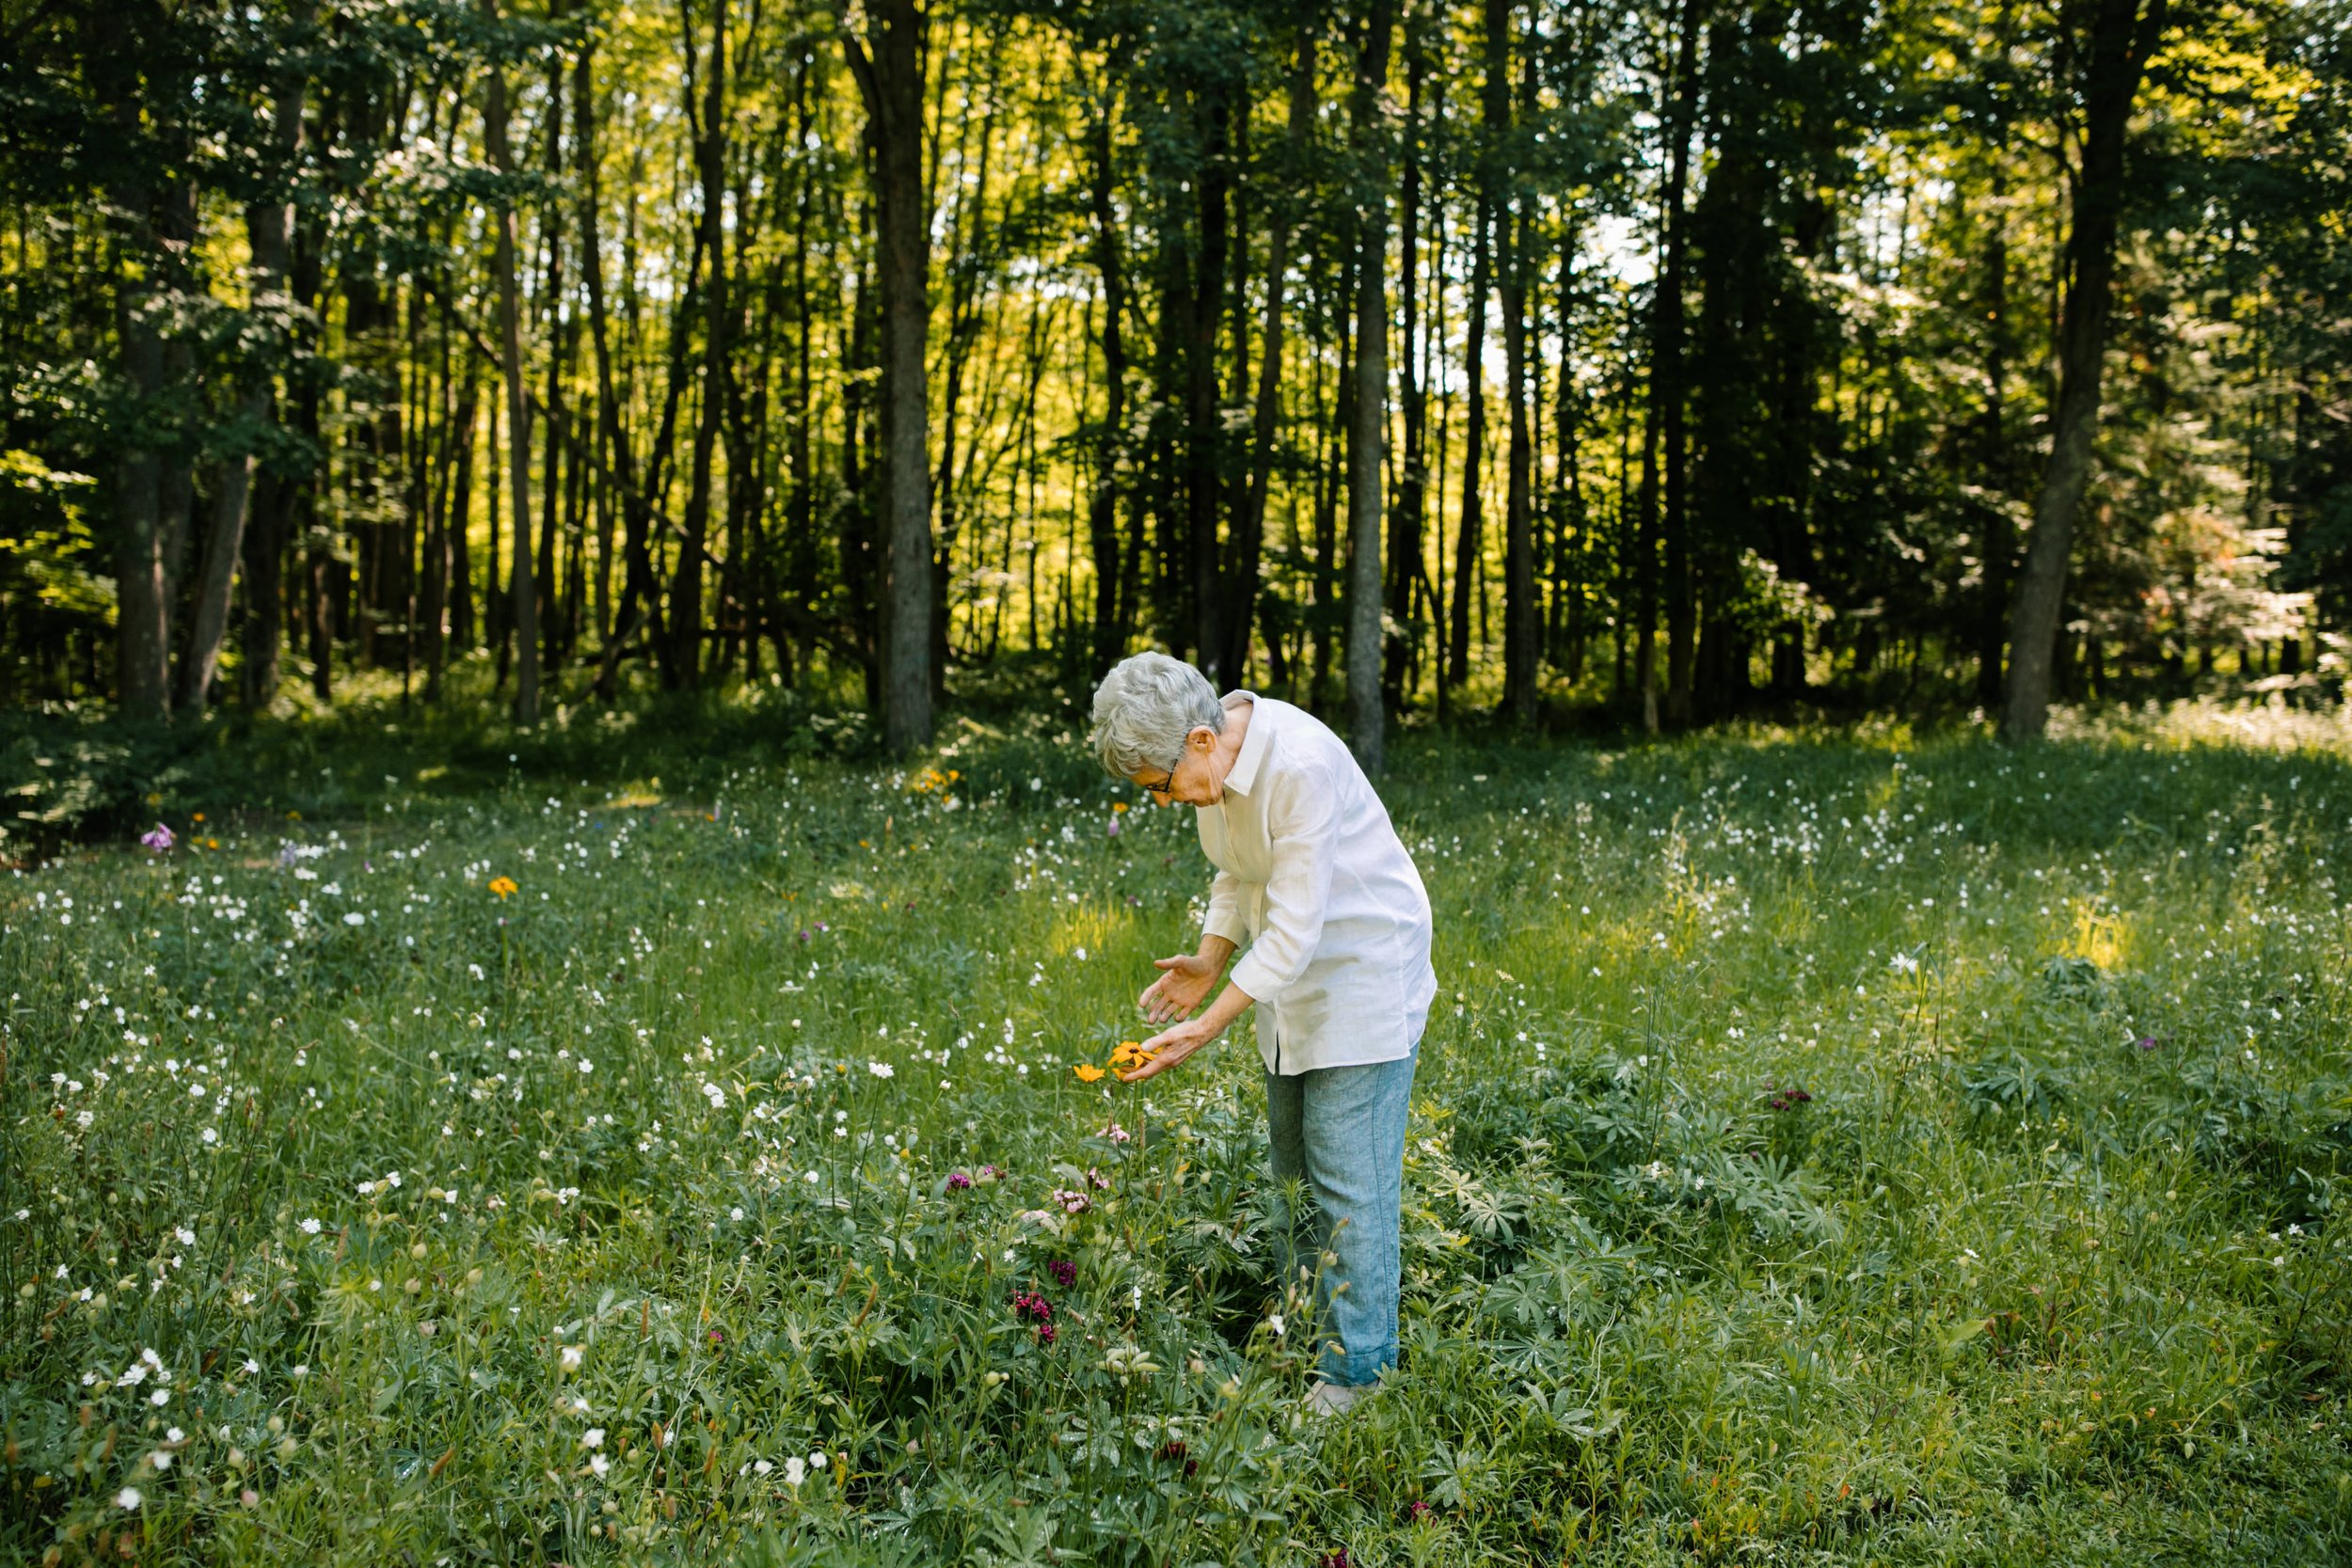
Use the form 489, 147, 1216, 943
1304, 1380, 1364, 1416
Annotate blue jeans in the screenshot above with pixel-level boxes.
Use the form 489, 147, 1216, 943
1263, 1039, 1419, 1386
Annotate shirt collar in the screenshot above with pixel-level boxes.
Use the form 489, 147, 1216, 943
1220, 691, 1270, 798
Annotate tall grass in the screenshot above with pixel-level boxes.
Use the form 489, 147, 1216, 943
5, 698, 2350, 1564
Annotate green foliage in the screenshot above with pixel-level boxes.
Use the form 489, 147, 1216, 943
6, 711, 2352, 1562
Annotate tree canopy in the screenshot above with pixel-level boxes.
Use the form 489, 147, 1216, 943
3, 0, 2346, 750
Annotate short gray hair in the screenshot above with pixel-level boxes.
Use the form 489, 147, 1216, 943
1088, 652, 1225, 779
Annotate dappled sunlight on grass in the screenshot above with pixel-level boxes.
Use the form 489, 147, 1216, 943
5, 718, 2352, 1563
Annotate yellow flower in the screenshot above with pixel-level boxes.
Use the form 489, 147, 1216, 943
1073, 1064, 1105, 1083
1112, 801, 1130, 814
489, 876, 518, 900
1108, 1041, 1153, 1069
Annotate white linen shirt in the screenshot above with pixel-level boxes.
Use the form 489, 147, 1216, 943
1197, 691, 1438, 1075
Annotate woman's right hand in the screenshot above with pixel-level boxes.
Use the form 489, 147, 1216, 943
1139, 951, 1218, 1024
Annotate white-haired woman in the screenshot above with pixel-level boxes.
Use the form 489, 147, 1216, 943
1088, 652, 1437, 1413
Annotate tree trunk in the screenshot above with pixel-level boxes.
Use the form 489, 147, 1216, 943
483, 0, 539, 723
1085, 91, 1130, 678
1188, 84, 1232, 685
1502, 198, 1537, 724
1659, 0, 1703, 728
1346, 0, 1395, 773
1449, 192, 1492, 692
179, 11, 310, 711
2001, 0, 2170, 741
848, 0, 934, 753
1220, 29, 1317, 689
94, 5, 175, 721
1383, 24, 1428, 711
669, 0, 726, 689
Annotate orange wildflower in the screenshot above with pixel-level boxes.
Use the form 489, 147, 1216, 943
1108, 1041, 1155, 1069
489, 876, 518, 900
1073, 1063, 1105, 1084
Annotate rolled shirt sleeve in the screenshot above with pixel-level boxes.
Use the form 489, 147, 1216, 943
1226, 760, 1339, 1003
1201, 865, 1249, 947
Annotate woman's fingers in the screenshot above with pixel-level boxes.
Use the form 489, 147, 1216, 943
1118, 1032, 1196, 1084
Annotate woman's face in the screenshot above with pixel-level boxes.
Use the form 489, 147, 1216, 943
1128, 724, 1222, 807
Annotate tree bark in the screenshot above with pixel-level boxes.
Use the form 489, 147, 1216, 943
94, 5, 174, 721
1187, 83, 1232, 685
1218, 27, 1318, 689
1346, 0, 1395, 774
1659, 0, 1702, 727
846, 0, 935, 754
1382, 22, 1427, 711
1635, 0, 1702, 732
669, 0, 726, 689
178, 5, 311, 712
1084, 87, 1130, 678
1449, 187, 1492, 691
2001, 0, 2170, 740
483, 0, 539, 724
1502, 198, 1537, 723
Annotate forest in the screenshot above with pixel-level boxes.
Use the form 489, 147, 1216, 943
2, 0, 2347, 756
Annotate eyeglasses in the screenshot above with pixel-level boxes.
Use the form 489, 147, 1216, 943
1142, 750, 1184, 800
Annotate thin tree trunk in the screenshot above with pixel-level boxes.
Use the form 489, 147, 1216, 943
1660, 0, 1702, 727
2002, 0, 2169, 739
96, 7, 173, 721
1085, 90, 1130, 677
847, 0, 935, 752
1638, 0, 1701, 733
1502, 199, 1537, 724
483, 0, 539, 722
1346, 0, 1395, 773
1449, 194, 1491, 691
180, 10, 310, 710
1188, 83, 1232, 684
1219, 28, 1317, 688
1384, 24, 1429, 710
669, 0, 726, 689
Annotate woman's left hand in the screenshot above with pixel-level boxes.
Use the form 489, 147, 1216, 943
1118, 1017, 1217, 1084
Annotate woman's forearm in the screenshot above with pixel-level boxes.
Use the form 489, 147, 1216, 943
1197, 933, 1237, 969
1194, 974, 1254, 1039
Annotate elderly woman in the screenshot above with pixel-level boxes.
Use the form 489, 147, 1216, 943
1089, 652, 1437, 1413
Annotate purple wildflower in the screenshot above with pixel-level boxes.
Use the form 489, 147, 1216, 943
947, 1171, 972, 1192
1048, 1259, 1076, 1289
140, 823, 174, 853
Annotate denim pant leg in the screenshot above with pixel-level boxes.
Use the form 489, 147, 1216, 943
1263, 1042, 1419, 1386
1263, 1067, 1317, 1301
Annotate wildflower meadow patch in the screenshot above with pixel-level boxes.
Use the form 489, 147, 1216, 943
5, 708, 2352, 1564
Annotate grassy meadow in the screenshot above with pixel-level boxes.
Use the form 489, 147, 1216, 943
5, 698, 2352, 1565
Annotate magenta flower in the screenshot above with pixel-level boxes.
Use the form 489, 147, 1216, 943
1048, 1259, 1076, 1289
140, 823, 174, 852
946, 1171, 972, 1192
